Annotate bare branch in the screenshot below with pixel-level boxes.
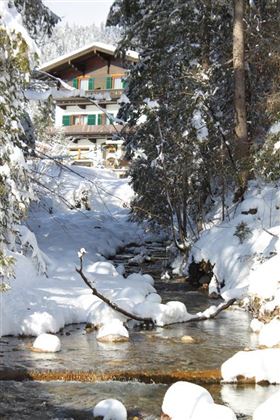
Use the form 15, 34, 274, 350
76, 254, 236, 328
76, 254, 154, 325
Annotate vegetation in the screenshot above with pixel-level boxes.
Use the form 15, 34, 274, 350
0, 0, 58, 286
108, 0, 280, 249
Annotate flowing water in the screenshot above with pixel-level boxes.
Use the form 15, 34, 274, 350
1, 242, 279, 419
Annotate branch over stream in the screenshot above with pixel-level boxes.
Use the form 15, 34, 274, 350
76, 253, 236, 326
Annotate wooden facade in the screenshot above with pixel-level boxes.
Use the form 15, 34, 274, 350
39, 43, 138, 172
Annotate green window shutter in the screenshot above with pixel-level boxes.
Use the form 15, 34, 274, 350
62, 115, 71, 126
98, 114, 102, 125
88, 78, 95, 90
122, 79, 128, 89
73, 78, 78, 88
87, 114, 96, 125
106, 76, 112, 89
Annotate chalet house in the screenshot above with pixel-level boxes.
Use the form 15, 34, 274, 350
39, 42, 138, 171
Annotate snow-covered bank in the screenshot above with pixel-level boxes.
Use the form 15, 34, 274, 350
1, 165, 197, 337
190, 181, 280, 317
221, 349, 280, 384
1, 166, 145, 336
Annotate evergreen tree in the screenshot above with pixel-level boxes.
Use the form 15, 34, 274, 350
108, 0, 232, 249
41, 22, 122, 62
108, 0, 280, 247
0, 1, 58, 289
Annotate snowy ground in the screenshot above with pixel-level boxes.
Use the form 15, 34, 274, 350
1, 165, 145, 336
190, 180, 280, 313
2, 165, 280, 417
1, 164, 196, 337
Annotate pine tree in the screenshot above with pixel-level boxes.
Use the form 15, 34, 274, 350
0, 1, 58, 289
108, 0, 233, 249
41, 22, 122, 62
109, 0, 280, 245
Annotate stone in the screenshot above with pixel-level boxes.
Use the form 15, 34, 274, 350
97, 334, 129, 343
181, 335, 196, 344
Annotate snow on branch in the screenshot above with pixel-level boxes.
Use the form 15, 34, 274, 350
76, 250, 236, 327
76, 250, 155, 326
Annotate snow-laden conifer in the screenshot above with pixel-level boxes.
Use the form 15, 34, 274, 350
0, 1, 58, 287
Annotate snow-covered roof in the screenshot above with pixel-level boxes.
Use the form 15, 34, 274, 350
39, 41, 139, 73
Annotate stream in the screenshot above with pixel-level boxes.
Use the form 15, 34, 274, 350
1, 241, 279, 419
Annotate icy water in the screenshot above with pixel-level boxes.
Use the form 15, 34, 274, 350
0, 242, 279, 419
1, 380, 280, 419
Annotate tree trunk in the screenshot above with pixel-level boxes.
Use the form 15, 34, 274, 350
201, 0, 212, 70
233, 0, 249, 191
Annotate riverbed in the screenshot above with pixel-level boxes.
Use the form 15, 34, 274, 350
1, 242, 279, 419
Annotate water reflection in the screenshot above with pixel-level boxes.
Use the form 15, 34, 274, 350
0, 380, 279, 419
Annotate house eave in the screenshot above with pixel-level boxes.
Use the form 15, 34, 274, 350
39, 42, 138, 74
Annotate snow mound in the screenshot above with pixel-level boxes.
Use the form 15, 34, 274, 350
32, 333, 61, 352
134, 300, 192, 326
190, 182, 280, 304
250, 318, 264, 333
96, 319, 129, 342
221, 349, 280, 383
258, 319, 280, 347
192, 402, 236, 420
161, 381, 236, 420
253, 389, 280, 420
93, 399, 127, 420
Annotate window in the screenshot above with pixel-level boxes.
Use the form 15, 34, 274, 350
88, 78, 95, 90
114, 78, 122, 89
106, 76, 112, 89
122, 78, 128, 89
73, 116, 80, 125
98, 114, 102, 125
73, 78, 78, 89
62, 115, 71, 126
87, 115, 96, 125
80, 79, 88, 91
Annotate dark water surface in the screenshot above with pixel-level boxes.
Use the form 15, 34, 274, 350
1, 380, 279, 419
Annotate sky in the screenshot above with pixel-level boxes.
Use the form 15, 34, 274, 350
43, 0, 114, 27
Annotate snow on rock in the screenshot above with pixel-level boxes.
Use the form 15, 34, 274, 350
142, 273, 155, 286
253, 389, 280, 420
161, 381, 236, 420
162, 381, 213, 419
221, 349, 280, 383
86, 261, 120, 278
96, 319, 129, 343
192, 402, 237, 420
258, 318, 280, 347
116, 264, 125, 275
93, 399, 127, 420
250, 318, 264, 333
146, 293, 162, 303
134, 300, 192, 326
32, 333, 61, 352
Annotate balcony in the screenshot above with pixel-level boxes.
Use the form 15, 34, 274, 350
62, 124, 125, 136
55, 75, 127, 108
83, 88, 124, 100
